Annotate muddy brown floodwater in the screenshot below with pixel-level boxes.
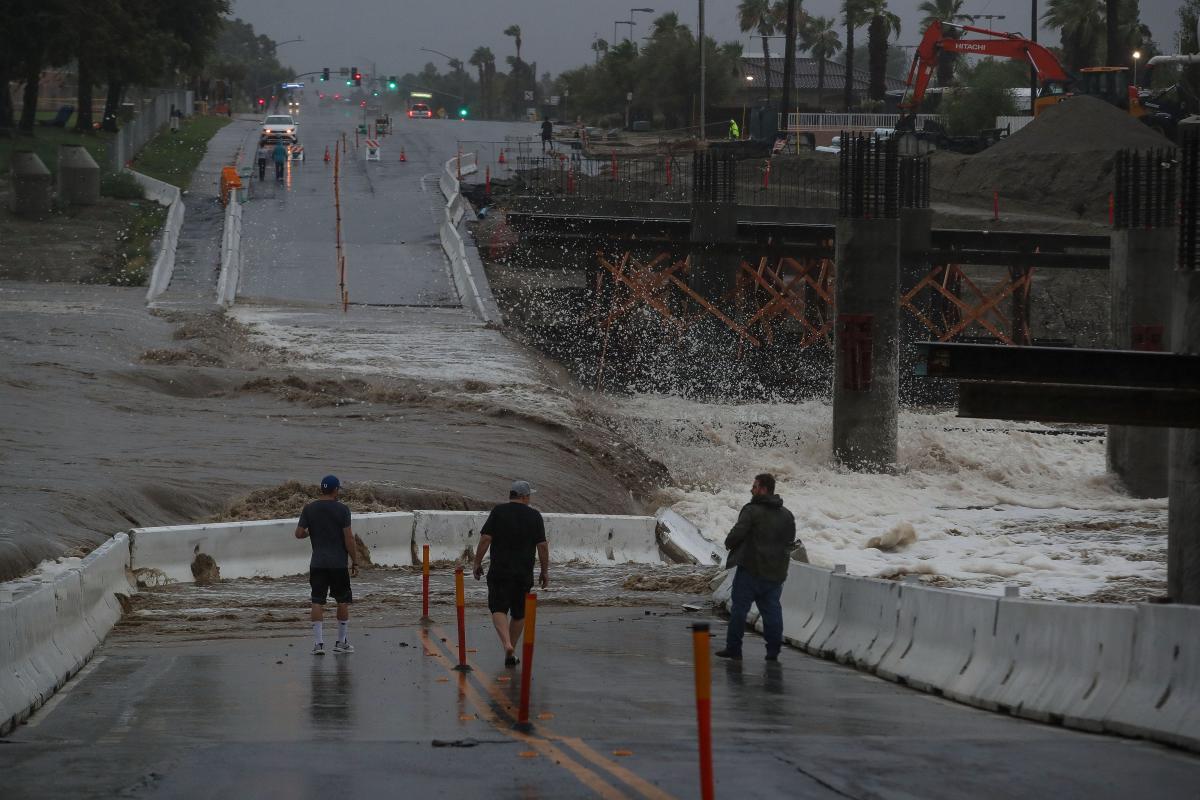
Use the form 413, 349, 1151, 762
0, 281, 668, 581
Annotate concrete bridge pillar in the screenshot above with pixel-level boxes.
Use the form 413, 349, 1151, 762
1108, 148, 1178, 499
688, 202, 738, 300
832, 135, 902, 470
1171, 124, 1200, 604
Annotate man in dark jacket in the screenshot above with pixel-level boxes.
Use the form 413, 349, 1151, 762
717, 473, 796, 661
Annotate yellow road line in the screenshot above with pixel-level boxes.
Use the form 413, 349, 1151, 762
419, 629, 630, 800
429, 626, 679, 800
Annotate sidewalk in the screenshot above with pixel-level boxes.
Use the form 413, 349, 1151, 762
152, 117, 258, 311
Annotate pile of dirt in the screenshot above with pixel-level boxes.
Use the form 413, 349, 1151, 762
211, 480, 491, 523
932, 95, 1175, 220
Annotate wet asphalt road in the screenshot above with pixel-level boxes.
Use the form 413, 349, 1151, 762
5, 602, 1200, 799
237, 98, 533, 307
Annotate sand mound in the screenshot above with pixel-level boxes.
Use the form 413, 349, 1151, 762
211, 480, 491, 523
932, 95, 1174, 219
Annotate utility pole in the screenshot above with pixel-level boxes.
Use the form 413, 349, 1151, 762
699, 0, 706, 140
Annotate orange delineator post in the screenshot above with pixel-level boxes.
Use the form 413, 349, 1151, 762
453, 567, 471, 671
993, 190, 1000, 221
610, 150, 618, 181
665, 157, 672, 186
498, 148, 507, 164
485, 166, 491, 197
692, 622, 714, 800
1108, 192, 1114, 226
400, 147, 407, 162
324, 145, 330, 163
567, 164, 575, 194
515, 593, 538, 732
421, 544, 431, 622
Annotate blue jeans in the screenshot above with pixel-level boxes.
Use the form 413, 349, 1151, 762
725, 568, 784, 657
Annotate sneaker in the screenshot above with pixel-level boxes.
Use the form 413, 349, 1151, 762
504, 653, 519, 667
312, 643, 326, 655
333, 640, 355, 654
715, 649, 742, 660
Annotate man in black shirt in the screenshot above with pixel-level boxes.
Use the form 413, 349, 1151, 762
472, 480, 549, 666
294, 475, 359, 655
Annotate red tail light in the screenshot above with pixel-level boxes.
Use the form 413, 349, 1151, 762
407, 110, 413, 118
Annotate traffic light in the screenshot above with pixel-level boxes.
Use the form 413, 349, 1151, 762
321, 67, 330, 82
257, 98, 265, 107
387, 76, 398, 91
352, 68, 362, 86
458, 107, 468, 118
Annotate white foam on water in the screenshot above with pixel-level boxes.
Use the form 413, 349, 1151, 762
601, 394, 1167, 600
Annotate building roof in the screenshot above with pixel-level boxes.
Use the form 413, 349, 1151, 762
741, 57, 906, 93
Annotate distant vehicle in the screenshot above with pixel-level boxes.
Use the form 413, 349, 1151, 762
287, 98, 300, 114
408, 103, 432, 119
262, 114, 298, 142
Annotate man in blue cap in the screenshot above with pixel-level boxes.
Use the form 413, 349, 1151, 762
472, 479, 549, 666
295, 474, 358, 655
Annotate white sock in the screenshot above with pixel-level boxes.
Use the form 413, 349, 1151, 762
337, 621, 348, 642
313, 622, 323, 645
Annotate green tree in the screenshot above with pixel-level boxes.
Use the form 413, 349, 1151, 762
739, 0, 778, 104
942, 58, 1020, 134
470, 47, 496, 117
917, 0, 974, 86
805, 16, 842, 110
863, 0, 901, 101
1042, 0, 1105, 71
504, 25, 523, 62
842, 0, 870, 110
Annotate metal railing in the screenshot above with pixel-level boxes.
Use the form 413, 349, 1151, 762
838, 133, 900, 220
1114, 147, 1177, 230
515, 153, 839, 208
781, 112, 945, 131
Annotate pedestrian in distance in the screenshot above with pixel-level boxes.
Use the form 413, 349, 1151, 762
295, 475, 359, 655
472, 480, 549, 666
541, 118, 553, 152
272, 140, 287, 180
257, 140, 270, 181
717, 473, 796, 662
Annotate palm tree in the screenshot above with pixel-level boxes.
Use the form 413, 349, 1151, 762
917, 0, 974, 86
841, 0, 870, 111
504, 24, 523, 63
469, 46, 494, 117
863, 0, 901, 101
806, 15, 842, 110
739, 0, 778, 104
1042, 0, 1104, 72
772, 0, 805, 114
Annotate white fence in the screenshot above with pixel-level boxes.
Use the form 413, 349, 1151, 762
107, 90, 194, 171
995, 115, 1035, 133
781, 112, 945, 131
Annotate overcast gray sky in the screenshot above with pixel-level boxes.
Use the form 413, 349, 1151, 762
232, 0, 1180, 79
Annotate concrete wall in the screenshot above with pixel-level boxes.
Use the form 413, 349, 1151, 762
715, 562, 1200, 753
131, 511, 663, 582
0, 534, 134, 735
131, 169, 184, 302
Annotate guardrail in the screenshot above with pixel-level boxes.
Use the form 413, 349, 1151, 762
715, 561, 1200, 753
131, 170, 185, 303
438, 153, 500, 324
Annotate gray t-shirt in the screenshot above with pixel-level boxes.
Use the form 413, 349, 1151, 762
298, 500, 352, 569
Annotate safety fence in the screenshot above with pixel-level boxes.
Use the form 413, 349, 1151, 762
515, 153, 840, 208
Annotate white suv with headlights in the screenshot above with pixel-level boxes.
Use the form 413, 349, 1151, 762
262, 114, 298, 143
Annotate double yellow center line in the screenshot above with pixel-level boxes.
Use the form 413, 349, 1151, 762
421, 626, 677, 800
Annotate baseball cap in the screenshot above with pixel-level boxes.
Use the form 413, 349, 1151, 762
510, 479, 536, 497
320, 475, 340, 492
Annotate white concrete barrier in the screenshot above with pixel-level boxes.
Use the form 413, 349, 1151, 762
0, 534, 132, 736
414, 511, 489, 564
817, 574, 900, 669
216, 197, 242, 307
655, 508, 724, 566
1105, 604, 1200, 750
130, 169, 184, 302
872, 584, 997, 693
131, 513, 415, 582
779, 562, 832, 649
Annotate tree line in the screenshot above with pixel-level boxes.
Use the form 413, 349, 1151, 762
2, 0, 229, 133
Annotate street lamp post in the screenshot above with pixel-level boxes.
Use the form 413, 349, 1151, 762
420, 47, 468, 109
614, 20, 633, 45
629, 8, 654, 42
1132, 50, 1142, 88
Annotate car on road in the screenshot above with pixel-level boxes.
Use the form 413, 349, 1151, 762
262, 114, 298, 142
408, 103, 432, 119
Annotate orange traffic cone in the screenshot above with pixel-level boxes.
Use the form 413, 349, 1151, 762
498, 148, 506, 165
399, 147, 407, 163
324, 145, 330, 163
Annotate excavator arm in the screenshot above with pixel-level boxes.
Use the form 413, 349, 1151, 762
899, 20, 1070, 118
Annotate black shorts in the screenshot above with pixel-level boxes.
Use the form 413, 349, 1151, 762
487, 575, 533, 619
310, 568, 353, 604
